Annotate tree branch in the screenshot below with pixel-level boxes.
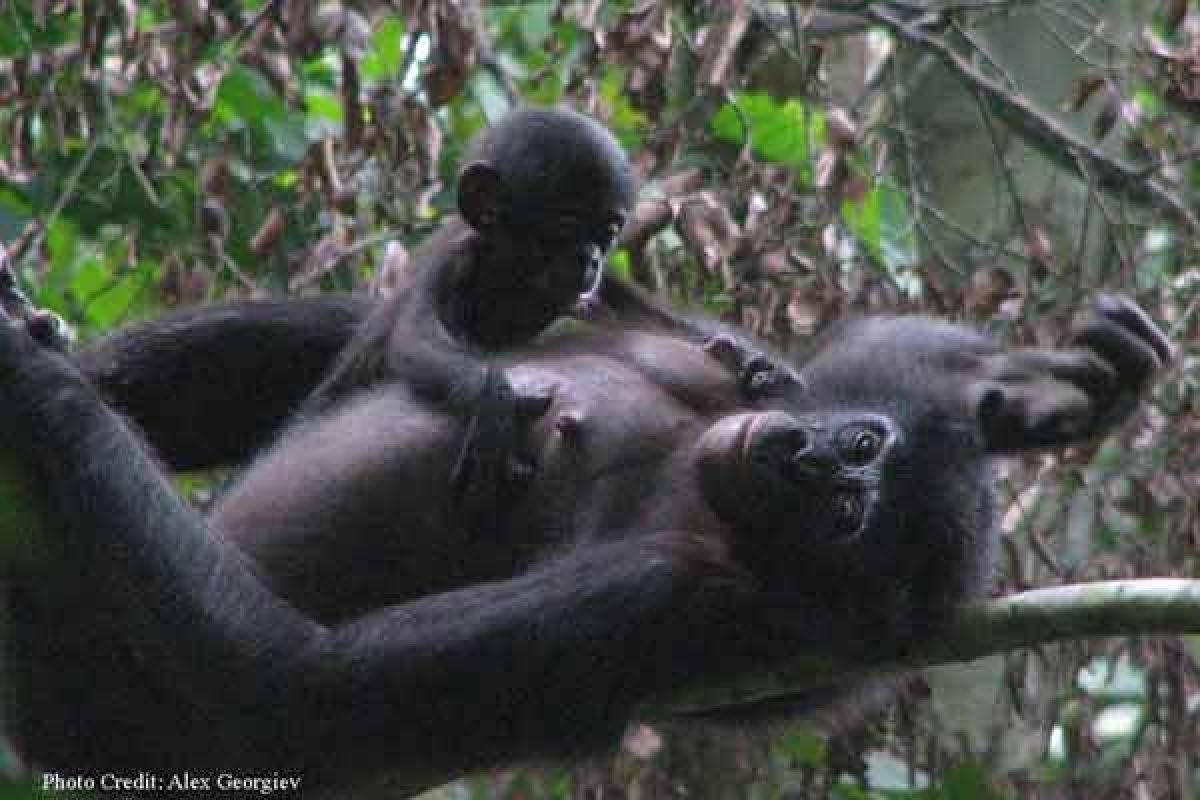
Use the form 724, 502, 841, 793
860, 5, 1200, 233
651, 579, 1200, 714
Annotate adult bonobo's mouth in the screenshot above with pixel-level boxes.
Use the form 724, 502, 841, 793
696, 411, 879, 545
696, 411, 819, 520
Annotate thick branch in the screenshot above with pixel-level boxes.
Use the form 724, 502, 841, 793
652, 579, 1200, 714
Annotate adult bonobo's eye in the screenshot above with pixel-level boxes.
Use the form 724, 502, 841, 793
831, 491, 866, 535
842, 427, 883, 466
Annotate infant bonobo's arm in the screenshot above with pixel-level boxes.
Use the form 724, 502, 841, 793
591, 275, 803, 400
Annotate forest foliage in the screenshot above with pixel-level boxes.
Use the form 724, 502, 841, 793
1, 1, 1198, 798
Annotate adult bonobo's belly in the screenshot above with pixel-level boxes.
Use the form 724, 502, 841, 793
503, 330, 750, 542
506, 342, 731, 547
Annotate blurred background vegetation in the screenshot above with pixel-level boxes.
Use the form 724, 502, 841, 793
1, 1, 1198, 798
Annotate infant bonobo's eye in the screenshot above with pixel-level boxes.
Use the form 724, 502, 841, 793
590, 212, 626, 251
606, 212, 626, 242
840, 427, 884, 466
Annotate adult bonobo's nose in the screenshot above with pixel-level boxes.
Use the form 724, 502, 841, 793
746, 413, 832, 482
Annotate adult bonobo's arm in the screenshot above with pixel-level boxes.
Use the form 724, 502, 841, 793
74, 296, 371, 471
967, 296, 1173, 453
0, 305, 750, 789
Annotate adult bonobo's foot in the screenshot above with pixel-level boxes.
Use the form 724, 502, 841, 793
703, 332, 803, 401
0, 262, 73, 354
451, 367, 552, 536
970, 295, 1172, 453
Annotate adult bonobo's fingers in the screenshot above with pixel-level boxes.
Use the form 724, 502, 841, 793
0, 262, 24, 322
984, 348, 1118, 399
1094, 294, 1174, 365
26, 310, 74, 354
1072, 295, 1172, 391
0, 263, 74, 354
972, 380, 1093, 453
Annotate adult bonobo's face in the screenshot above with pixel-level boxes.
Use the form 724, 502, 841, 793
457, 107, 636, 314
696, 408, 901, 550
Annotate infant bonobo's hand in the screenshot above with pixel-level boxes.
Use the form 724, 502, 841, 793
971, 295, 1172, 453
451, 366, 552, 536
703, 332, 803, 401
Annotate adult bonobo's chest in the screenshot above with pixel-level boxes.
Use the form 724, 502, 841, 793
505, 331, 747, 546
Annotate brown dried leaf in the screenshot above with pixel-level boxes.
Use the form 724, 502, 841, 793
814, 148, 843, 191
290, 229, 350, 291
1064, 73, 1105, 112
696, 0, 750, 90
964, 266, 1017, 319
610, 2, 672, 96
1164, 0, 1189, 33
1092, 96, 1120, 139
786, 289, 826, 337
826, 107, 858, 150
1026, 227, 1056, 270
422, 3, 480, 107
250, 208, 287, 258
677, 192, 741, 286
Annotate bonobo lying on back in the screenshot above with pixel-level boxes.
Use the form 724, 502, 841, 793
0, 280, 1169, 794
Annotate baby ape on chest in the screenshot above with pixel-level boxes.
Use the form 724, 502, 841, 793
305, 108, 638, 530
305, 108, 795, 534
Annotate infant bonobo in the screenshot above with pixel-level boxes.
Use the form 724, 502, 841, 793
306, 107, 792, 531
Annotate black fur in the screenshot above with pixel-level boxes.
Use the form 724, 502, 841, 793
0, 290, 1167, 795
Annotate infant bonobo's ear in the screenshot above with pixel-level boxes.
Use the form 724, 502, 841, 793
457, 161, 505, 233
968, 295, 1172, 454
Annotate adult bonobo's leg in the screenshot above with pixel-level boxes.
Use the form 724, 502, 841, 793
0, 306, 750, 790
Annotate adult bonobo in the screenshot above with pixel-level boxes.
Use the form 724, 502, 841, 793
0, 284, 1169, 795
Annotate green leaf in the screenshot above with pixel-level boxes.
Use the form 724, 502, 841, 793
712, 93, 824, 172
362, 16, 407, 81
842, 181, 919, 294
216, 66, 288, 123
84, 269, 148, 329
0, 2, 75, 58
47, 218, 78, 270
938, 762, 1008, 800
772, 725, 827, 768
264, 113, 310, 163
609, 249, 633, 281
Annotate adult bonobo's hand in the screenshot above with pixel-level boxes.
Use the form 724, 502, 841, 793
970, 295, 1173, 453
0, 260, 74, 355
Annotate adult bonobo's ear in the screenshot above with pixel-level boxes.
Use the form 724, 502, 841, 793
969, 295, 1173, 454
457, 161, 506, 233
